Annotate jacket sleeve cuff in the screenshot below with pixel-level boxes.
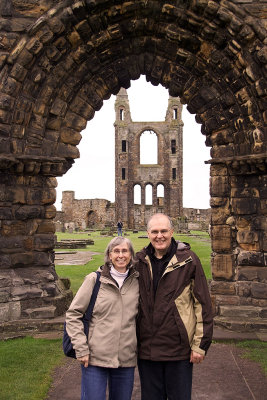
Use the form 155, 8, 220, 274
191, 345, 206, 356
76, 350, 90, 359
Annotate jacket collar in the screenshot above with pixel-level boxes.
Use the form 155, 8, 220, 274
101, 262, 138, 280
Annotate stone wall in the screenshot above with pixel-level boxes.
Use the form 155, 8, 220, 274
0, 0, 266, 330
59, 190, 115, 230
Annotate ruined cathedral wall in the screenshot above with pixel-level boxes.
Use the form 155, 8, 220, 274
61, 192, 115, 229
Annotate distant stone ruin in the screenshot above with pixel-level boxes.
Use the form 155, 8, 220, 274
56, 190, 211, 232
56, 89, 211, 232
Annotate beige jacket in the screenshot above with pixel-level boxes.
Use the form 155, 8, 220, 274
65, 264, 139, 368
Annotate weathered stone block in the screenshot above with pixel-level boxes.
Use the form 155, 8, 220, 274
0, 207, 13, 219
33, 235, 56, 251
0, 137, 11, 153
210, 165, 228, 177
1, 76, 21, 96
50, 98, 68, 116
236, 281, 251, 297
23, 305, 56, 319
69, 97, 95, 120
0, 93, 15, 110
210, 176, 229, 197
0, 236, 25, 252
42, 283, 60, 296
0, 303, 9, 322
210, 202, 230, 224
219, 305, 262, 318
9, 301, 21, 320
237, 230, 260, 251
0, 274, 12, 288
236, 217, 250, 230
10, 63, 27, 82
64, 111, 87, 131
14, 205, 43, 220
55, 142, 80, 159
212, 254, 234, 280
11, 286, 43, 301
260, 309, 267, 318
26, 187, 56, 205
211, 225, 232, 252
7, 186, 26, 204
37, 221, 56, 234
210, 281, 236, 295
10, 252, 34, 267
251, 282, 267, 299
0, 290, 10, 303
16, 267, 55, 284
60, 128, 82, 145
210, 197, 227, 207
237, 250, 264, 266
252, 298, 267, 307
1, 221, 38, 237
236, 266, 267, 282
214, 295, 240, 306
45, 205, 57, 219
0, 255, 11, 268
231, 198, 258, 215
211, 144, 234, 158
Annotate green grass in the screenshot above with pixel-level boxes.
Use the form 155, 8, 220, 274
236, 340, 267, 375
55, 230, 212, 294
0, 337, 64, 400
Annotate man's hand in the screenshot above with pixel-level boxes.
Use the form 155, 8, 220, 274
77, 354, 89, 367
190, 350, 205, 364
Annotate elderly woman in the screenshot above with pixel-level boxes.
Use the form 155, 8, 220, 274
65, 236, 139, 400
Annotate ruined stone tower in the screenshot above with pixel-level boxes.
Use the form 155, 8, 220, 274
114, 88, 183, 229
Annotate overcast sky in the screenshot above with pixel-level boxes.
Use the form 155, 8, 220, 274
55, 76, 211, 210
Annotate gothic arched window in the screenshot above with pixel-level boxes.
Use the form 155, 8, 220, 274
140, 130, 158, 164
134, 184, 141, 205
145, 184, 153, 205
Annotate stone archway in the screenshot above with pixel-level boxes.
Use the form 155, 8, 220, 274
0, 1, 266, 330
87, 210, 98, 228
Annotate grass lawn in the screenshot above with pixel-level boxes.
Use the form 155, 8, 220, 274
236, 340, 267, 375
0, 337, 64, 400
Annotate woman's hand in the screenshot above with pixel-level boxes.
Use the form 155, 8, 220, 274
77, 355, 89, 368
190, 350, 205, 364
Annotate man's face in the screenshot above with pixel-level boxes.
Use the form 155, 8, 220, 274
147, 215, 174, 257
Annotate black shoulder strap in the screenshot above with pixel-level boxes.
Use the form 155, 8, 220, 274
83, 271, 101, 322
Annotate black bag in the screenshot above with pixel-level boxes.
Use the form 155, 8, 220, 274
63, 271, 101, 358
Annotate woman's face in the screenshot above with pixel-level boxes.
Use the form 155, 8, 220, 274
109, 242, 131, 272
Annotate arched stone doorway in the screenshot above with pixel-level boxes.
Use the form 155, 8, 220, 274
0, 1, 266, 330
87, 210, 98, 228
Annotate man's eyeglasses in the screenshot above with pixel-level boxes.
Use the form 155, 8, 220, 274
149, 229, 171, 236
111, 249, 130, 255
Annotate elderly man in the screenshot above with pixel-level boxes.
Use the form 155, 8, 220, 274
135, 213, 213, 400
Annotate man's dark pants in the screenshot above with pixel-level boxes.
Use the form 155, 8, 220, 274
138, 359, 193, 400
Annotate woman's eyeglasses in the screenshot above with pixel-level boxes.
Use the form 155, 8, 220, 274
111, 249, 130, 255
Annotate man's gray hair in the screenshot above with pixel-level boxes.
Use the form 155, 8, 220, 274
104, 236, 135, 266
147, 213, 173, 231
